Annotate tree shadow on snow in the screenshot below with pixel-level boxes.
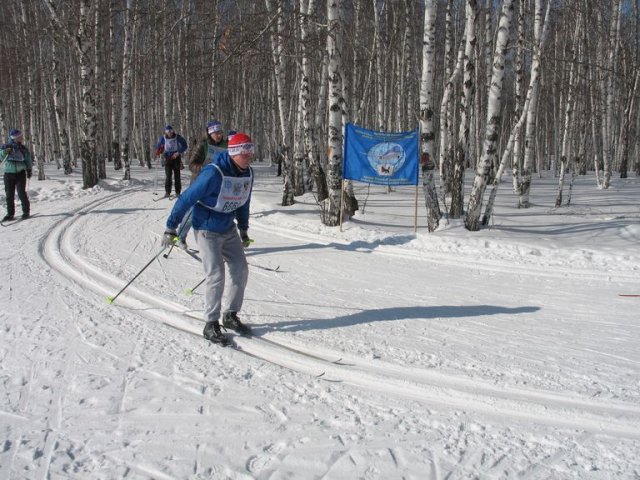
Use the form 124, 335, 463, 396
252, 305, 540, 334
247, 234, 416, 257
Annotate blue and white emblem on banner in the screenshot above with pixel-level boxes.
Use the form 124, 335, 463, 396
344, 123, 419, 186
367, 142, 406, 176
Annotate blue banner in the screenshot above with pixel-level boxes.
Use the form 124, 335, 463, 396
343, 123, 419, 186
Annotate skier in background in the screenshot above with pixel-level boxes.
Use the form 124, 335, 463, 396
155, 125, 187, 198
162, 132, 255, 345
174, 121, 230, 250
1, 129, 32, 221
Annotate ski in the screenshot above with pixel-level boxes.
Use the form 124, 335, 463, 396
250, 335, 352, 366
153, 194, 177, 202
248, 262, 281, 272
619, 294, 640, 297
1, 213, 37, 227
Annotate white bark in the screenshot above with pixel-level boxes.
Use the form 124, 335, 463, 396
321, 0, 344, 226
486, 0, 551, 220
465, 0, 515, 231
419, 0, 441, 232
602, 0, 622, 189
119, 0, 135, 181
51, 41, 71, 174
265, 0, 294, 206
451, 0, 478, 218
518, 0, 549, 207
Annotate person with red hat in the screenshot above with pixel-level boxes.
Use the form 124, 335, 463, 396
162, 132, 255, 345
1, 129, 33, 222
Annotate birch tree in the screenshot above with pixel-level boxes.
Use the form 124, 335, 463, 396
43, 0, 98, 189
51, 40, 71, 174
517, 0, 547, 207
484, 0, 551, 222
465, 0, 515, 231
451, 0, 479, 218
265, 0, 295, 206
321, 0, 344, 226
119, 0, 136, 181
420, 0, 441, 232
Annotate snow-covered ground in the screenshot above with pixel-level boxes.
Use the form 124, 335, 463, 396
1, 161, 639, 479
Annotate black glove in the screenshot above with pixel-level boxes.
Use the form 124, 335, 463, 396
162, 228, 178, 248
26, 169, 32, 179
239, 230, 253, 248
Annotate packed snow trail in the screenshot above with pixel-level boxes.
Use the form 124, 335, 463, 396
36, 184, 640, 440
2, 164, 639, 478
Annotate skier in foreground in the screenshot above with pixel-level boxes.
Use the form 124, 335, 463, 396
162, 132, 255, 345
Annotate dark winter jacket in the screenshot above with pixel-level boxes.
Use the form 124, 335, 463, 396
1, 140, 33, 174
167, 151, 253, 234
188, 136, 228, 182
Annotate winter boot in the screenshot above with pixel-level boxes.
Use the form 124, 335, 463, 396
203, 321, 229, 346
2, 215, 14, 222
222, 312, 252, 335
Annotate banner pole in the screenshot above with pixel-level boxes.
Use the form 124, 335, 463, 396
339, 179, 346, 232
414, 181, 419, 233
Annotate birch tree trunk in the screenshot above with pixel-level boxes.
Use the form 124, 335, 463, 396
482, 0, 551, 225
321, 0, 344, 226
602, 0, 622, 189
51, 41, 72, 174
20, 2, 42, 180
511, 0, 525, 192
555, 24, 580, 208
517, 0, 547, 207
119, 0, 135, 181
465, 0, 514, 231
95, 2, 106, 179
265, 0, 295, 206
451, 0, 478, 218
44, 0, 98, 189
109, 0, 119, 165
419, 0, 441, 232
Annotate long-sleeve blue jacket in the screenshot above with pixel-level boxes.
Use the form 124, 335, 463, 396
166, 151, 253, 234
155, 134, 187, 158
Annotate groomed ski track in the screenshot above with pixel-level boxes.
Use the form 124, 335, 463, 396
38, 189, 640, 442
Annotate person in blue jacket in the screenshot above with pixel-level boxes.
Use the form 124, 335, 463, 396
1, 129, 33, 221
162, 132, 255, 345
155, 125, 187, 197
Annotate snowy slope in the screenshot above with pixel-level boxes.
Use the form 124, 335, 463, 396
1, 162, 639, 479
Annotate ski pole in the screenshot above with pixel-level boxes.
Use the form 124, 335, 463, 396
107, 247, 166, 304
184, 277, 205, 296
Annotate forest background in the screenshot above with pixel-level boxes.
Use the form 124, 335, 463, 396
0, 0, 638, 231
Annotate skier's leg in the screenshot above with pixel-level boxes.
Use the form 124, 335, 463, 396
16, 171, 29, 216
4, 172, 16, 218
164, 160, 172, 195
174, 158, 182, 195
196, 230, 226, 324
221, 228, 248, 314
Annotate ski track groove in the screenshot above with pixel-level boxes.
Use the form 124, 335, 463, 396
38, 190, 640, 441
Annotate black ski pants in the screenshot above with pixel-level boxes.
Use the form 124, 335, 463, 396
164, 156, 182, 196
4, 170, 30, 217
